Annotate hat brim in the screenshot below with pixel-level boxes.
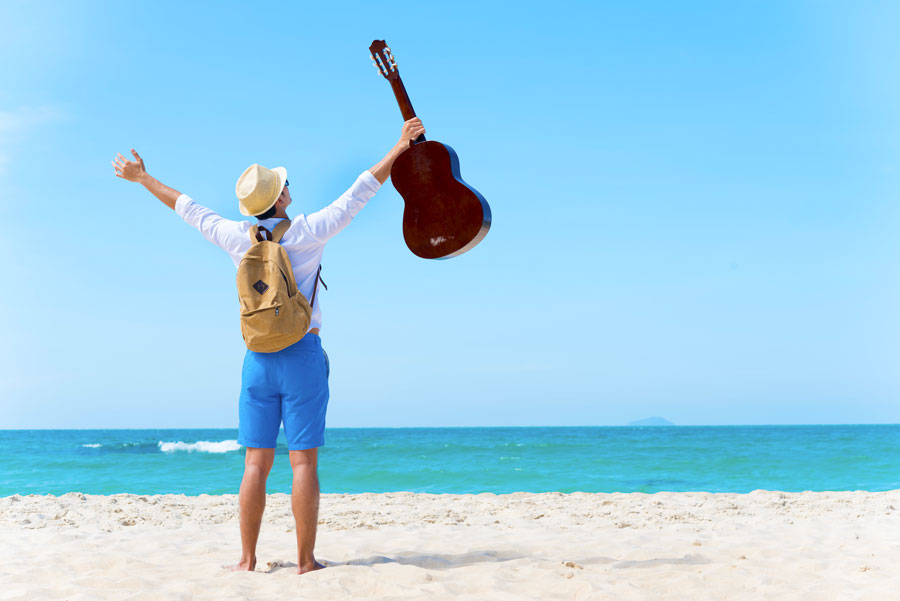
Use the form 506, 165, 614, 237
238, 166, 288, 217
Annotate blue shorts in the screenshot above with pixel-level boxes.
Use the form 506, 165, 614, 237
238, 332, 330, 451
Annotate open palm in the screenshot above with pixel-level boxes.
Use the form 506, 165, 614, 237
112, 149, 146, 182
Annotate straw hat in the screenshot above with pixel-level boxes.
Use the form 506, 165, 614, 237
235, 164, 288, 216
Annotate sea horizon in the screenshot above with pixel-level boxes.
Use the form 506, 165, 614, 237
4, 422, 899, 430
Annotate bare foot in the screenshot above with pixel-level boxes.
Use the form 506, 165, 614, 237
296, 560, 325, 575
226, 557, 257, 572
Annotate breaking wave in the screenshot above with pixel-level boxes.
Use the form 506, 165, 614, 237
157, 440, 242, 454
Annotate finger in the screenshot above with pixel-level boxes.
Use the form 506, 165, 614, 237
117, 153, 127, 162
131, 149, 141, 160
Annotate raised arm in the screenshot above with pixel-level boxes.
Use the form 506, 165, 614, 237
112, 149, 180, 210
113, 148, 250, 259
368, 118, 426, 184
304, 118, 426, 242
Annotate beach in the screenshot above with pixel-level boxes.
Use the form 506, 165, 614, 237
2, 490, 898, 600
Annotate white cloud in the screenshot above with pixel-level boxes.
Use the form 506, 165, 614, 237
0, 105, 65, 131
0, 105, 67, 174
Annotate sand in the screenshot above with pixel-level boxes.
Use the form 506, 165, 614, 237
1, 490, 898, 600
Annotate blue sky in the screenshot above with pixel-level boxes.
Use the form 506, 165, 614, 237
1, 0, 898, 428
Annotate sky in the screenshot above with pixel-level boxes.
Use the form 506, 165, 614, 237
1, 0, 898, 428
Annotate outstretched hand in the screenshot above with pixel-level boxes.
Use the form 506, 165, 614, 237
113, 149, 147, 183
111, 149, 181, 210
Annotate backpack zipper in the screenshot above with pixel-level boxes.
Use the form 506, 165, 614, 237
276, 269, 290, 317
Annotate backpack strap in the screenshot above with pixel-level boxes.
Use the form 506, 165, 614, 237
249, 224, 271, 242
248, 220, 291, 243
271, 219, 291, 243
310, 265, 323, 307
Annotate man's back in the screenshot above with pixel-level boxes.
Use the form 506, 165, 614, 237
174, 171, 380, 330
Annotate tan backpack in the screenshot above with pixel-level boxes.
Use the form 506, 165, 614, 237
236, 220, 319, 353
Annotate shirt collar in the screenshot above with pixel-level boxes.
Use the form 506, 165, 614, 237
257, 217, 288, 230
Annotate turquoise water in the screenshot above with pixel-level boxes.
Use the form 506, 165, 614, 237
1, 426, 898, 496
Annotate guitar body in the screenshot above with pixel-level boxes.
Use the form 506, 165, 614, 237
391, 140, 491, 259
370, 39, 492, 259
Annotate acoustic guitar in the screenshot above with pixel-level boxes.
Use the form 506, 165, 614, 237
369, 40, 491, 259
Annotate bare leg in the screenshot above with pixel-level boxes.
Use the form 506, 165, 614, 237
229, 447, 275, 572
289, 448, 324, 574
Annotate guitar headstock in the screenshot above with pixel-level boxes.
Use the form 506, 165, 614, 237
369, 39, 399, 81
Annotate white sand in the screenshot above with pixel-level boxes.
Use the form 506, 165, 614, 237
1, 490, 898, 600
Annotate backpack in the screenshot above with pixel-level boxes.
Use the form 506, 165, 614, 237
236, 220, 320, 353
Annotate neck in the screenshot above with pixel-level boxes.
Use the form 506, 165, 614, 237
261, 210, 290, 221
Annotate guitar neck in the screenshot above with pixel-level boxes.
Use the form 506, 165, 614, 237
389, 76, 427, 142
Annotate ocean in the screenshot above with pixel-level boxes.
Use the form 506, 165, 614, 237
1, 425, 898, 496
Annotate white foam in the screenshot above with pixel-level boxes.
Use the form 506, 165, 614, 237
157, 440, 242, 454
81, 443, 102, 448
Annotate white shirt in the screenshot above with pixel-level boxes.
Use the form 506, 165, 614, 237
175, 170, 381, 331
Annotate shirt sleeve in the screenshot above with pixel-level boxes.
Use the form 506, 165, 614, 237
175, 194, 251, 259
303, 171, 381, 243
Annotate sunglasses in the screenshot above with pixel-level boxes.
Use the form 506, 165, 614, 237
284, 179, 290, 188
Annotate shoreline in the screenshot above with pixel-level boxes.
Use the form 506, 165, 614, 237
2, 491, 898, 599
3, 488, 900, 530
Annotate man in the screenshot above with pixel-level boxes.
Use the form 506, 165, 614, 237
112, 117, 425, 574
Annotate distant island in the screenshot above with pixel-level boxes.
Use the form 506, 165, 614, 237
627, 417, 675, 426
